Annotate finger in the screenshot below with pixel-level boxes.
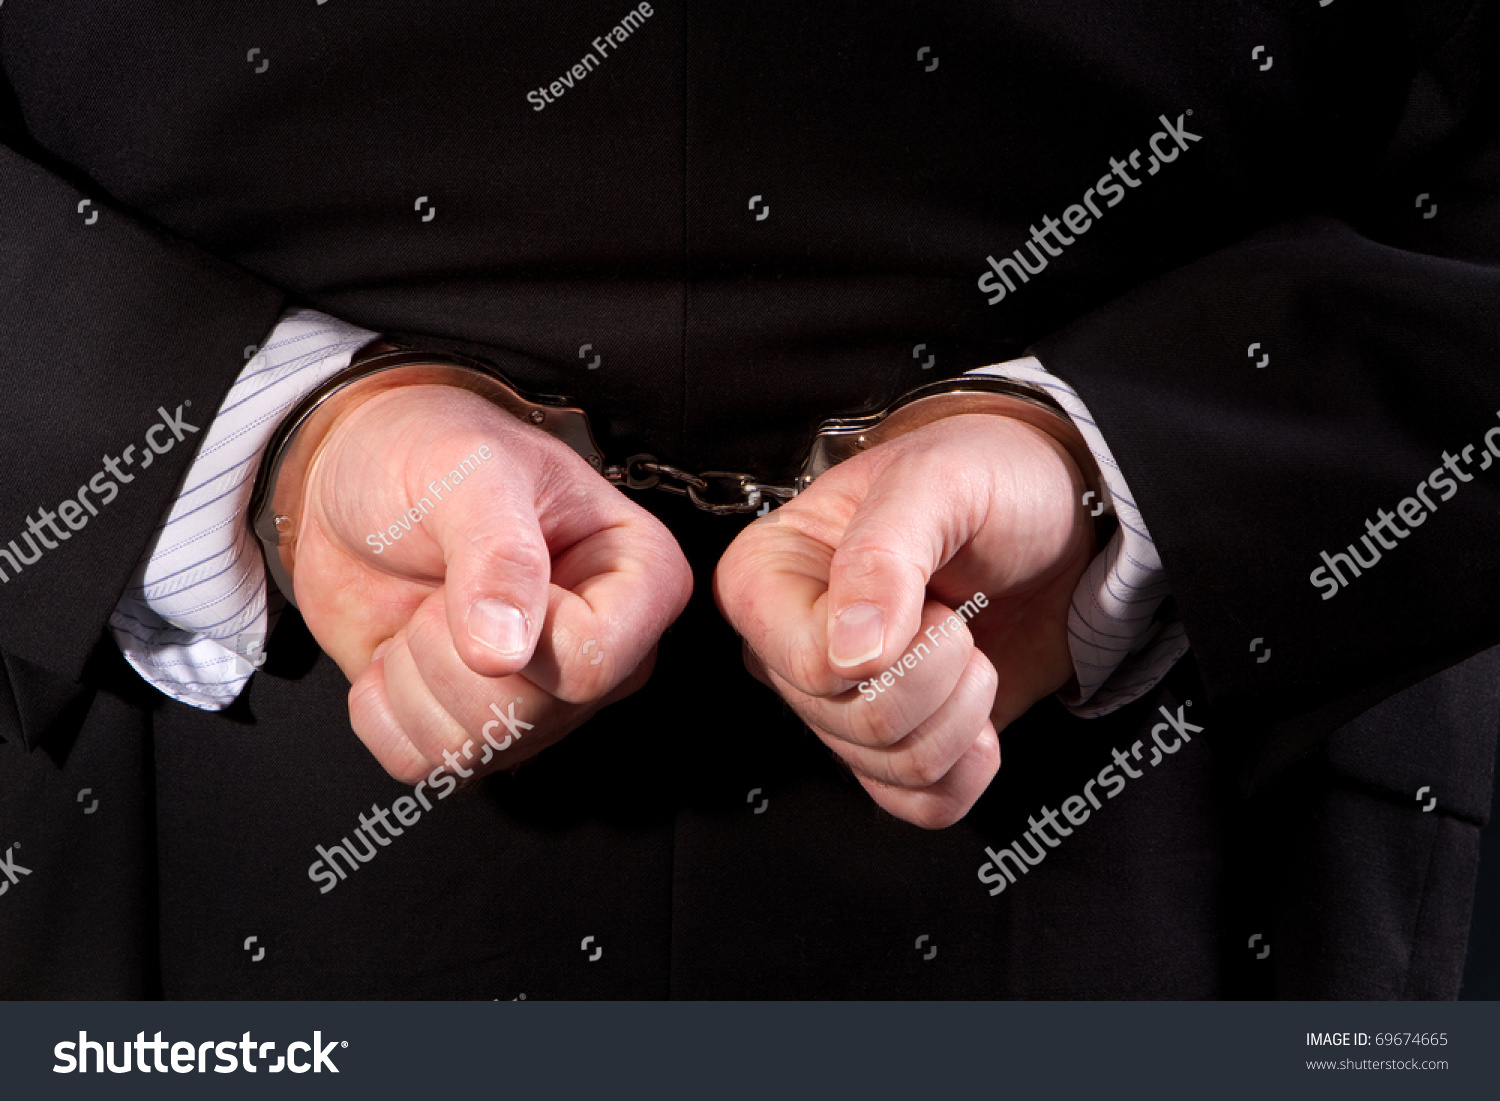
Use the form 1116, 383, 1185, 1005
595, 642, 661, 711
378, 625, 488, 771
854, 721, 1001, 830
813, 649, 997, 789
347, 639, 440, 784
399, 591, 667, 771
823, 448, 986, 678
388, 596, 544, 770
714, 520, 851, 697
517, 505, 692, 703
425, 442, 553, 678
355, 611, 659, 789
382, 597, 562, 773
761, 600, 977, 748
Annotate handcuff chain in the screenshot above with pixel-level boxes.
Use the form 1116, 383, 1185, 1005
602, 454, 800, 515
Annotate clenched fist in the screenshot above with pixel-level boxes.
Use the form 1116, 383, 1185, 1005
714, 413, 1095, 828
285, 380, 693, 782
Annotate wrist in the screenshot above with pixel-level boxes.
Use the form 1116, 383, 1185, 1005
988, 413, 1101, 558
801, 375, 1107, 547
250, 340, 408, 601
249, 345, 602, 606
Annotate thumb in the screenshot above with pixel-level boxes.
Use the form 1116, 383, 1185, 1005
426, 453, 552, 678
824, 458, 978, 676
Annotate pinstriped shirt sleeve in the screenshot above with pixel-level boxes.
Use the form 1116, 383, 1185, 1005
963, 356, 1190, 717
109, 307, 381, 710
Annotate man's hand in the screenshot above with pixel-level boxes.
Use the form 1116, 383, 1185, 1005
714, 413, 1095, 828
289, 382, 692, 783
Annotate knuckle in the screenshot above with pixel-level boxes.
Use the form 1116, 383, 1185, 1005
550, 626, 655, 706
640, 540, 694, 620
380, 748, 431, 786
532, 438, 606, 496
383, 684, 470, 765
347, 689, 430, 784
974, 727, 1002, 777
968, 653, 1000, 705
410, 712, 466, 762
783, 644, 842, 698
845, 698, 905, 748
834, 539, 911, 590
670, 553, 696, 613
898, 737, 954, 790
907, 799, 965, 831
551, 655, 614, 705
347, 673, 384, 724
464, 531, 546, 579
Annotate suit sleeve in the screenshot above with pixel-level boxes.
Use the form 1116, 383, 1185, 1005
1030, 2, 1500, 736
0, 84, 286, 742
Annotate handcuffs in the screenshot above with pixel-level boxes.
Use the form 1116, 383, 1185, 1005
250, 342, 1104, 606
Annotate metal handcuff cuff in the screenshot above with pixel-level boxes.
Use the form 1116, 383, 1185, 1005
250, 343, 1104, 606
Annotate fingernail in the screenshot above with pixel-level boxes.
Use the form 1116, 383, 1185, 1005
371, 639, 392, 662
468, 599, 530, 656
829, 603, 885, 668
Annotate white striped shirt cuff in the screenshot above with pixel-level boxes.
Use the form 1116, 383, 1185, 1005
964, 357, 1190, 717
110, 307, 380, 710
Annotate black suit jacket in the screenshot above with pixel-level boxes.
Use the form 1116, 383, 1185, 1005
0, 1, 1496, 998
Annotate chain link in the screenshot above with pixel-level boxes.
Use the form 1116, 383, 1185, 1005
602, 454, 800, 515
